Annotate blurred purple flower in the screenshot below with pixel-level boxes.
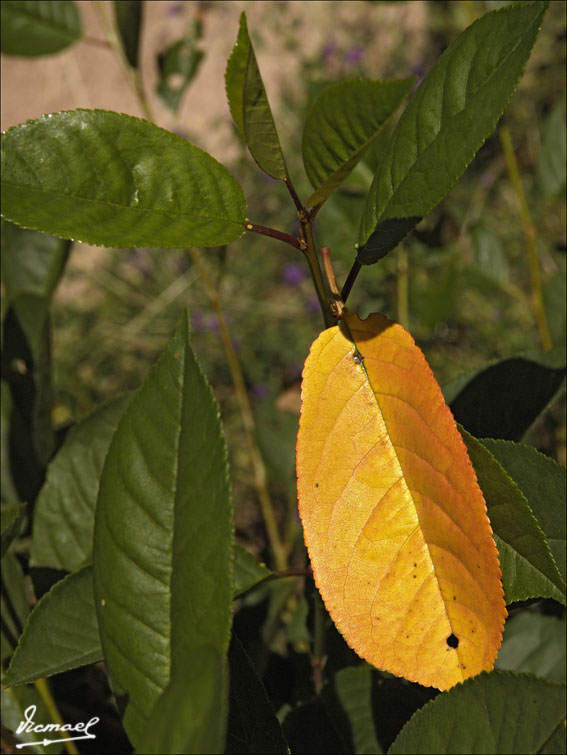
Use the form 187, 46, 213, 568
305, 295, 320, 313
322, 39, 338, 60
344, 46, 364, 66
190, 310, 205, 331
206, 314, 219, 333
282, 262, 306, 286
166, 2, 184, 16
251, 383, 269, 400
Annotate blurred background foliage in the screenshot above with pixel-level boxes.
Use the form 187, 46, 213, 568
4, 0, 565, 561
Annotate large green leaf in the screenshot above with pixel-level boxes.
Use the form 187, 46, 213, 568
30, 394, 132, 571
388, 671, 566, 754
225, 13, 287, 180
139, 646, 227, 755
1, 110, 246, 248
3, 566, 102, 686
358, 1, 549, 263
480, 439, 566, 582
113, 0, 143, 70
1, 0, 80, 57
461, 427, 565, 605
93, 312, 233, 749
302, 78, 414, 207
496, 611, 566, 682
444, 349, 566, 440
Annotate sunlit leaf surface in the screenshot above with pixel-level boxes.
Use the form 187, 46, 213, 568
297, 312, 506, 690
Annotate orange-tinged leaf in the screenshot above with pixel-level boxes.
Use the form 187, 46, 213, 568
296, 312, 506, 690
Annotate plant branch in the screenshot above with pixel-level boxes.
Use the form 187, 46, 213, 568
499, 126, 552, 350
341, 258, 362, 305
320, 247, 345, 319
397, 245, 409, 328
244, 221, 304, 250
284, 176, 305, 214
301, 222, 335, 328
312, 592, 327, 695
188, 248, 288, 572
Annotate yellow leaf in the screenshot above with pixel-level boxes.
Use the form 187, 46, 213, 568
296, 312, 506, 690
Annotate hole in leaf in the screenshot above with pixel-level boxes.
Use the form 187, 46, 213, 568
446, 633, 459, 648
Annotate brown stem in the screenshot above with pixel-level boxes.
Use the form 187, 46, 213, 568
284, 176, 305, 215
341, 258, 362, 304
320, 247, 345, 319
245, 221, 304, 251
302, 223, 335, 328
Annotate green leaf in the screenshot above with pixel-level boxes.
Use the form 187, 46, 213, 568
537, 97, 566, 197
461, 428, 566, 605
388, 671, 566, 755
358, 1, 549, 263
469, 224, 510, 284
113, 0, 143, 69
544, 254, 567, 348
1, 0, 81, 57
138, 645, 227, 755
1, 222, 71, 313
157, 22, 205, 112
444, 349, 566, 440
1, 110, 246, 248
479, 439, 566, 583
93, 312, 233, 749
329, 665, 383, 755
30, 394, 132, 572
225, 634, 288, 754
1, 551, 31, 664
3, 566, 102, 686
496, 611, 566, 682
234, 544, 273, 597
1, 501, 25, 557
225, 13, 287, 180
302, 78, 414, 207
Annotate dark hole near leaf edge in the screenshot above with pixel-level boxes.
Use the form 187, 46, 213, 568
446, 633, 459, 648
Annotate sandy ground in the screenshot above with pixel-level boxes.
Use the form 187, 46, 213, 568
1, 1, 428, 162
